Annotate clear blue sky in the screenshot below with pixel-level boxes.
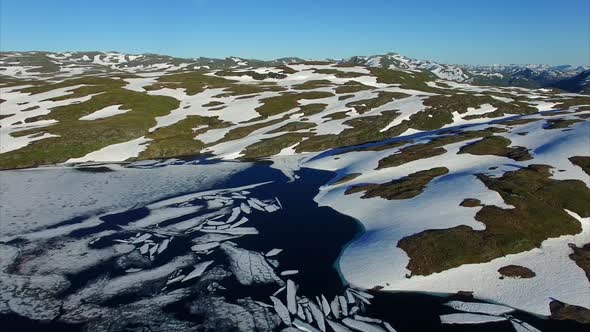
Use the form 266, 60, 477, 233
1, 0, 588, 65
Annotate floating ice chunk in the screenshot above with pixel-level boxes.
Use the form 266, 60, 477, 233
350, 306, 360, 315
308, 301, 326, 331
216, 224, 231, 230
265, 204, 280, 213
125, 268, 143, 273
181, 260, 214, 283
346, 290, 355, 303
270, 296, 292, 326
132, 233, 152, 244
149, 243, 159, 258
114, 239, 131, 244
139, 243, 149, 255
157, 238, 170, 254
227, 207, 241, 223
240, 202, 251, 214
339, 296, 348, 316
254, 300, 274, 308
342, 318, 387, 332
200, 227, 258, 235
321, 295, 331, 316
206, 220, 227, 226
444, 301, 514, 315
297, 304, 306, 320
294, 318, 322, 332
230, 216, 248, 228
354, 315, 382, 324
273, 286, 286, 296
350, 291, 371, 305
281, 270, 299, 276
166, 274, 185, 285
248, 199, 265, 211
331, 297, 341, 319
440, 313, 507, 325
287, 280, 297, 314
304, 307, 314, 323
327, 319, 354, 332
192, 233, 239, 244
275, 197, 283, 209
382, 322, 397, 332
350, 289, 374, 299
191, 242, 220, 252
265, 248, 283, 257
220, 242, 284, 286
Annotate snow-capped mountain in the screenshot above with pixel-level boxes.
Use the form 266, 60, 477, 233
341, 53, 471, 82
465, 63, 590, 89
2, 51, 587, 93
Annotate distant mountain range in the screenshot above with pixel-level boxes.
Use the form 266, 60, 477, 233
1, 51, 588, 93
341, 53, 589, 93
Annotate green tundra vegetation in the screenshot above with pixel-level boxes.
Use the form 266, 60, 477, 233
255, 91, 334, 118
345, 167, 449, 200
569, 156, 590, 175
458, 136, 533, 161
0, 78, 180, 169
240, 133, 310, 159
140, 115, 229, 159
398, 164, 590, 276
376, 128, 507, 169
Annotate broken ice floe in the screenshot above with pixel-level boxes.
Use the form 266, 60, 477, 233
440, 300, 540, 330
266, 282, 397, 332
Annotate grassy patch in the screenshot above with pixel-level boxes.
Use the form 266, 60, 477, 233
240, 133, 309, 159
460, 198, 481, 207
569, 156, 590, 176
140, 115, 229, 159
299, 103, 327, 116
398, 164, 590, 276
345, 167, 448, 200
292, 80, 334, 90
202, 101, 224, 107
0, 85, 180, 169
369, 67, 437, 91
377, 128, 507, 169
338, 94, 355, 101
265, 121, 315, 134
332, 173, 361, 185
496, 118, 542, 126
335, 81, 373, 94
295, 110, 402, 153
255, 91, 333, 118
322, 111, 349, 120
215, 70, 287, 80
346, 91, 410, 114
550, 300, 590, 324
458, 136, 532, 161
313, 69, 365, 78
544, 118, 583, 130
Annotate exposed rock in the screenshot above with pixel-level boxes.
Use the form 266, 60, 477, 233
498, 265, 536, 279
550, 299, 590, 324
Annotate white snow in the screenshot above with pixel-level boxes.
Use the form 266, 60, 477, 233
79, 104, 130, 121
67, 136, 151, 163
